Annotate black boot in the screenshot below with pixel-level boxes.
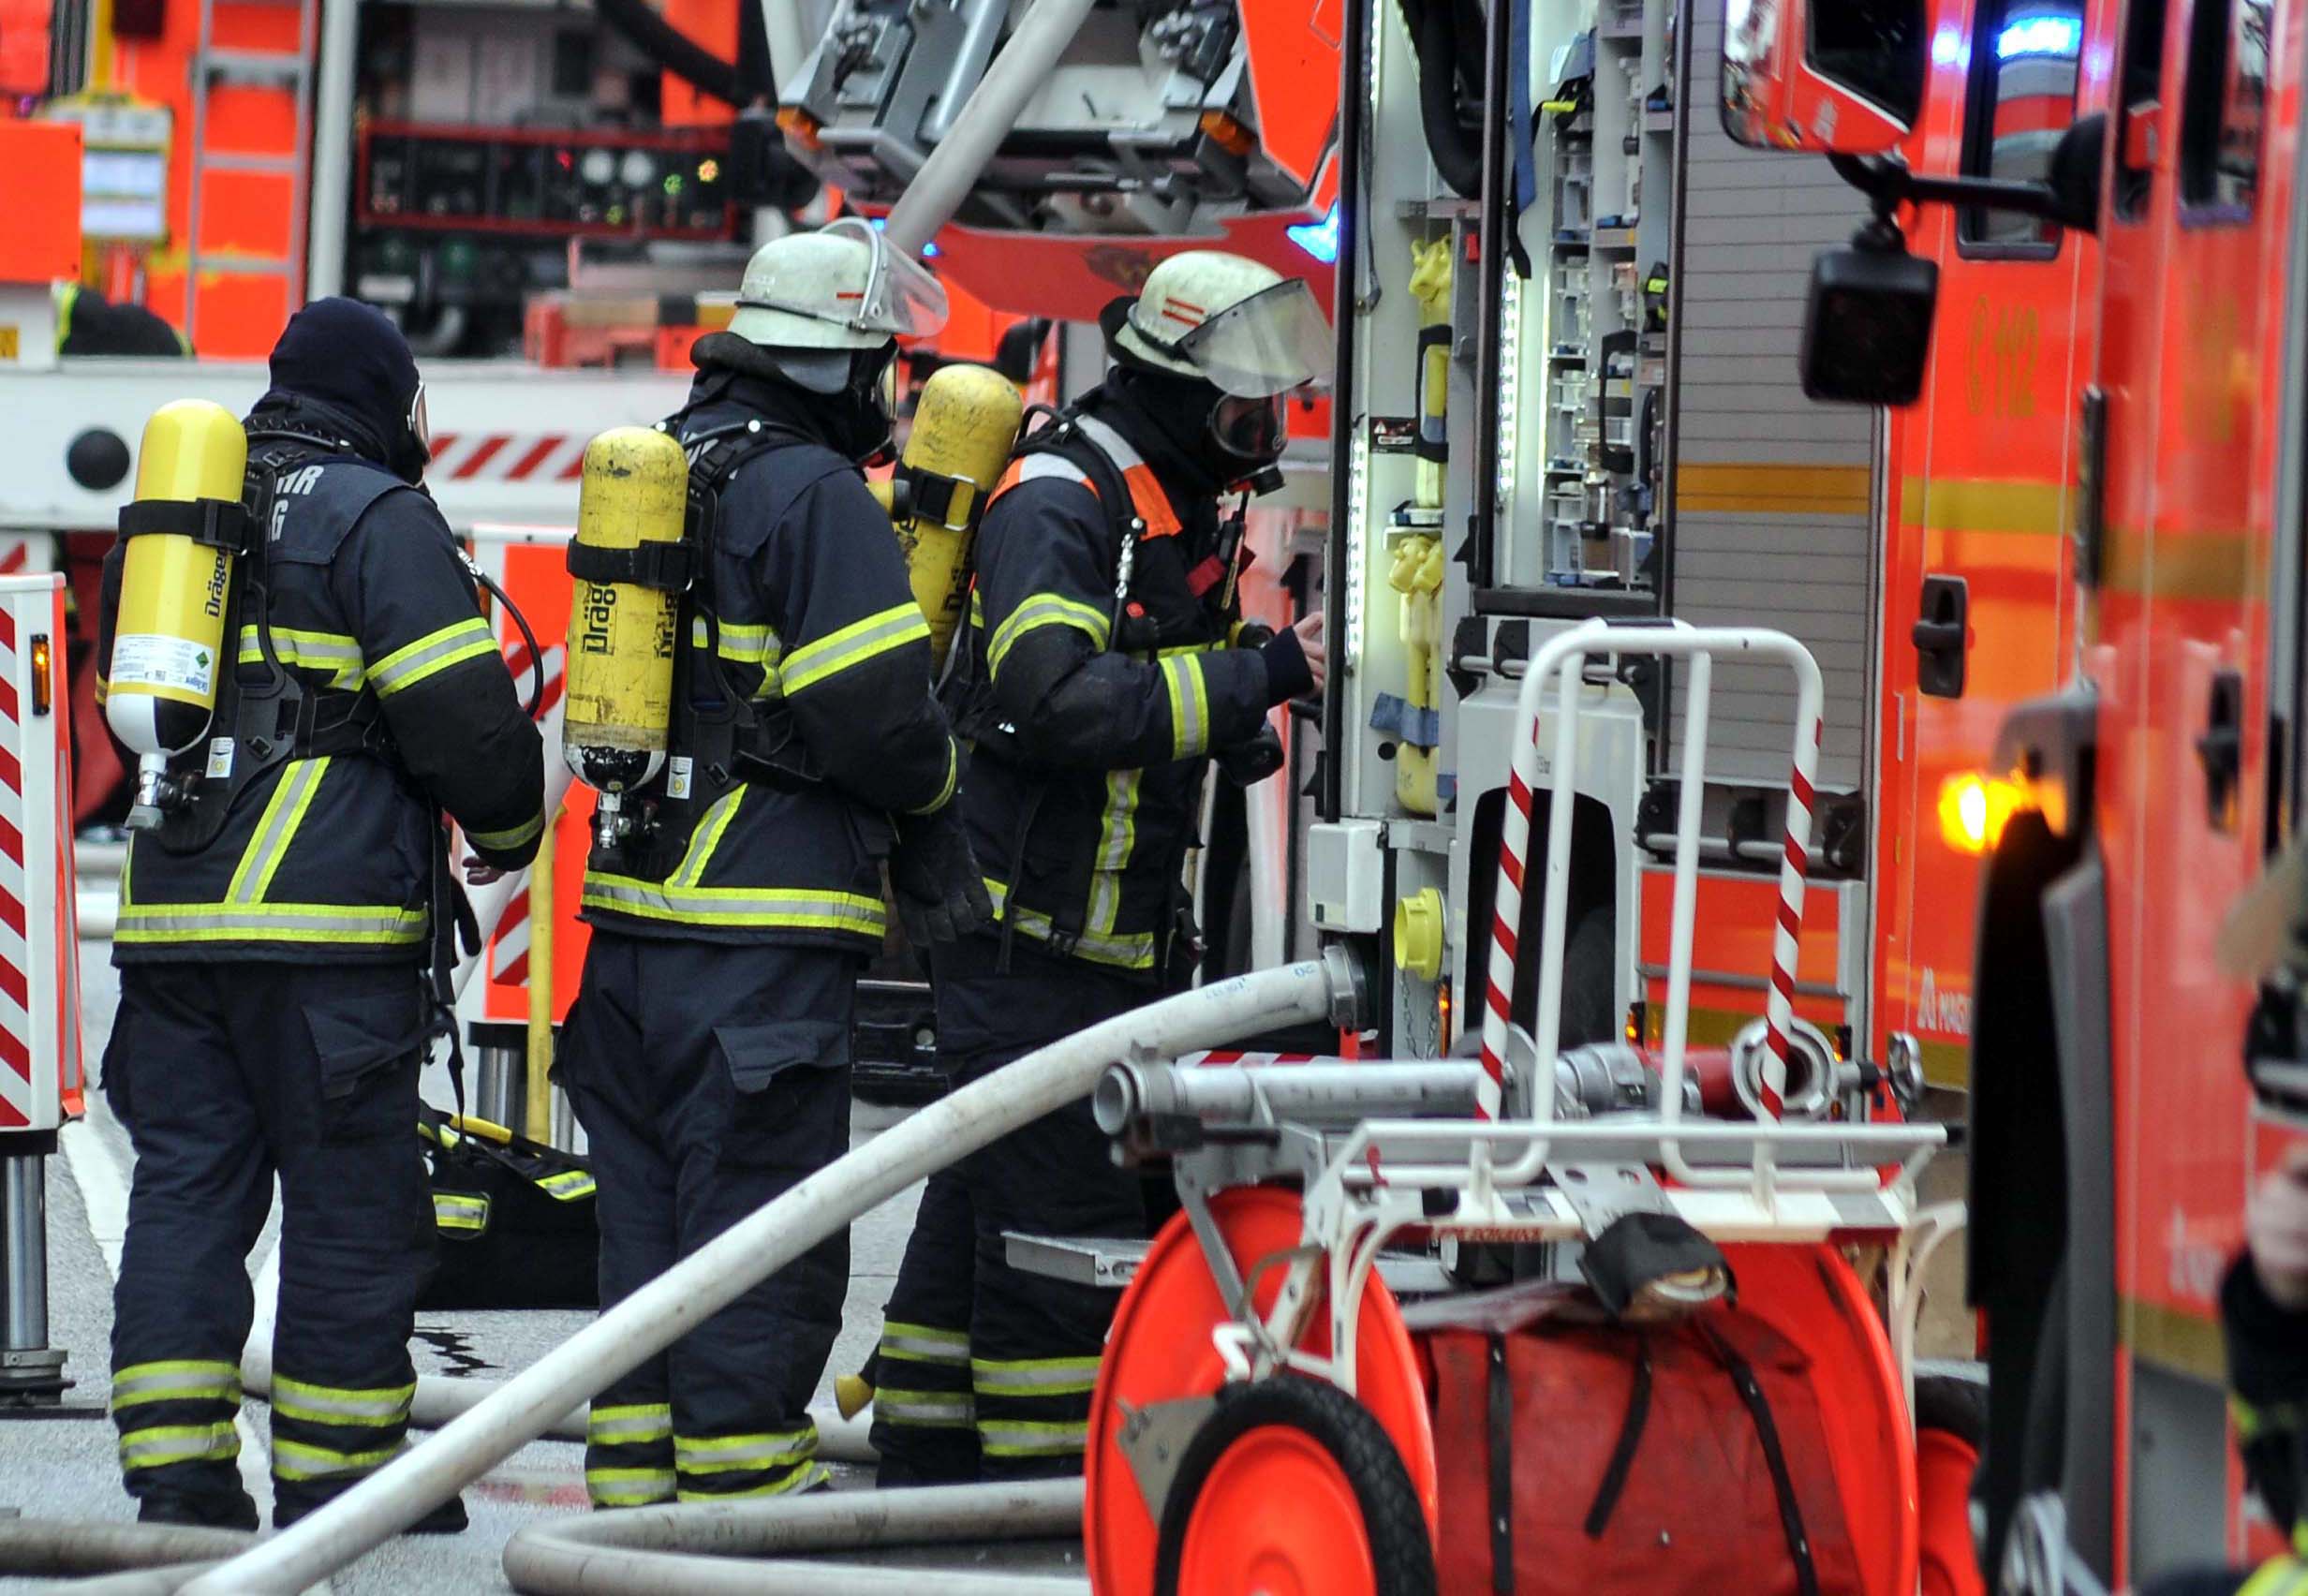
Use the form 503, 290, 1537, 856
139, 1490, 259, 1531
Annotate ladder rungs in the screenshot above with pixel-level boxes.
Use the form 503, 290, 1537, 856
198, 50, 307, 85
185, 253, 295, 276
198, 153, 300, 174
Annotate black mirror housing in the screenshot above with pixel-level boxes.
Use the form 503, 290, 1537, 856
1800, 238, 1939, 406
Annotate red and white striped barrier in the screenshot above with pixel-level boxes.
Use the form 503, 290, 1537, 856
1179, 1050, 1325, 1068
0, 576, 81, 1133
1480, 620, 1824, 1145
428, 434, 591, 486
457, 526, 590, 1032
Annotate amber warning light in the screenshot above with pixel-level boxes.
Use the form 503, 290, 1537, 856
31, 633, 52, 717
1936, 771, 2032, 855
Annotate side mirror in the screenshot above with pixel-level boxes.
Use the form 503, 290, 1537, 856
1800, 223, 1938, 406
1721, 0, 1928, 156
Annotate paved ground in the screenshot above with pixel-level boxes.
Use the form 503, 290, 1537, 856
0, 933, 1085, 1594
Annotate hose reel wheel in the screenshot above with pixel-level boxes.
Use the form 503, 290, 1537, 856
1151, 1375, 1438, 1596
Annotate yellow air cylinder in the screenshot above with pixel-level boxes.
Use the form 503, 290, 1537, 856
107, 399, 248, 827
563, 426, 688, 810
890, 362, 1023, 667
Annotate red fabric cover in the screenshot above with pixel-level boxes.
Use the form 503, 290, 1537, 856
1428, 1308, 1868, 1596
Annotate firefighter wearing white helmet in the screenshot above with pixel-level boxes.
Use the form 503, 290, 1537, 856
864, 251, 1330, 1486
560, 216, 987, 1509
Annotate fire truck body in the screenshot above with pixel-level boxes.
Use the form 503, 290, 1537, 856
1735, 0, 2306, 1585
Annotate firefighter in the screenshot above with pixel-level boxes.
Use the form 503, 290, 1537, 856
97, 298, 544, 1530
562, 218, 985, 1509
2142, 1145, 2308, 1596
869, 250, 1329, 1485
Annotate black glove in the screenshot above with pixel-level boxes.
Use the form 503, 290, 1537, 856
889, 805, 995, 947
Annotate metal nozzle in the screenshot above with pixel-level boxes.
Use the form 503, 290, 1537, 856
126, 753, 172, 831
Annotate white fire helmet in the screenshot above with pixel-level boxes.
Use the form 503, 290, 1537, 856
728, 216, 951, 353
1111, 250, 1333, 398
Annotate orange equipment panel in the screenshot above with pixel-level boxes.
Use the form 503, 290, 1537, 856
0, 119, 84, 288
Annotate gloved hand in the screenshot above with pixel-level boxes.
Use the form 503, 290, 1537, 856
890, 805, 995, 947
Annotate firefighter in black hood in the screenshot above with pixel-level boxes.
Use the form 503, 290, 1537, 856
561, 220, 987, 1508
868, 250, 1330, 1484
97, 297, 544, 1530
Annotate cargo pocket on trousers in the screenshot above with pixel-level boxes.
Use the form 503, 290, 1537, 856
714, 1020, 850, 1165
303, 987, 428, 1139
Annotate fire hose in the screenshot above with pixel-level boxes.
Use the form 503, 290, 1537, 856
0, 953, 1359, 1593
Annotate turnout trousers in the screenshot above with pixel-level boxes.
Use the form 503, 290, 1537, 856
105, 961, 436, 1528
560, 932, 856, 1507
870, 932, 1152, 1484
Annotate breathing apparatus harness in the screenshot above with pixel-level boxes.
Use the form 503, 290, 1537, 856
566, 403, 827, 881
953, 403, 1270, 980
125, 416, 386, 856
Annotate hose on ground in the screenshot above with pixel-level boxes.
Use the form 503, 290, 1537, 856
166, 955, 1353, 1594
500, 1479, 1088, 1596
0, 1521, 248, 1576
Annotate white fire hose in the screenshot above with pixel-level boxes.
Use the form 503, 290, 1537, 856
88, 954, 1351, 1595
501, 1479, 1089, 1596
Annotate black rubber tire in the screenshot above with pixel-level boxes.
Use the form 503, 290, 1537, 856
1153, 1376, 1436, 1596
1914, 1371, 1990, 1447
1559, 903, 1616, 1047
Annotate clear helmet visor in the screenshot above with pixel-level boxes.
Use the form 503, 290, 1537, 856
823, 216, 950, 340
1169, 279, 1333, 398
1209, 392, 1286, 463
407, 383, 431, 453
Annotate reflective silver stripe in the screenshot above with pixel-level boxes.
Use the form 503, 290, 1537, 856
873, 1389, 976, 1427
433, 1192, 488, 1233
982, 878, 1157, 970
369, 616, 496, 699
226, 757, 329, 903
119, 1422, 240, 1470
587, 1466, 676, 1506
1074, 413, 1148, 473
987, 592, 1112, 675
969, 1357, 1102, 1396
111, 1360, 241, 1410
673, 1429, 817, 1473
113, 903, 428, 944
240, 626, 365, 688
977, 1419, 1090, 1457
1161, 654, 1209, 758
538, 1170, 596, 1201
272, 1375, 416, 1426
879, 1323, 969, 1365
582, 877, 887, 937
589, 1404, 673, 1445
467, 812, 545, 853
780, 603, 931, 695
1087, 770, 1139, 937
273, 1437, 405, 1481
677, 1462, 829, 1501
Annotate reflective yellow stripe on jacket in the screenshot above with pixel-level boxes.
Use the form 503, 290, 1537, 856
115, 756, 428, 949
584, 786, 888, 938
780, 603, 929, 695
983, 876, 1155, 970
370, 616, 497, 699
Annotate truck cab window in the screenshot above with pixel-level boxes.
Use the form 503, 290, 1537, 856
2180, 0, 2270, 217
1808, 0, 1930, 127
1960, 0, 2086, 252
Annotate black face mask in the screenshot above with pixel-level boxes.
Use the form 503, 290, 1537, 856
820, 344, 898, 466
